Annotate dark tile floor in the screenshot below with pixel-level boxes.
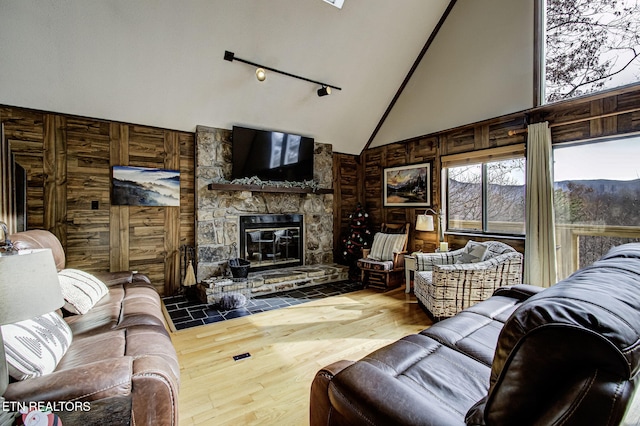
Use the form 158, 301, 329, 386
163, 280, 362, 331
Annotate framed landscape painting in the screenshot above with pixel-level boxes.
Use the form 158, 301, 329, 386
383, 162, 431, 207
112, 166, 180, 206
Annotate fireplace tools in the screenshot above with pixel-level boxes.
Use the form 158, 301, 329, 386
180, 245, 196, 289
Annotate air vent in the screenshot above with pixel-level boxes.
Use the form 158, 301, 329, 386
322, 0, 344, 9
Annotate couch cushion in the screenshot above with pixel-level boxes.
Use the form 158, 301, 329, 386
420, 295, 521, 366
2, 312, 73, 380
357, 259, 394, 271
58, 269, 109, 314
118, 282, 168, 329
57, 329, 125, 371
329, 333, 490, 425
64, 289, 124, 336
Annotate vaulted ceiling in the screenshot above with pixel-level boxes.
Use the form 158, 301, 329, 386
0, 0, 534, 155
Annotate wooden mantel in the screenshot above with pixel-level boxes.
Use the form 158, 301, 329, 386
207, 182, 333, 194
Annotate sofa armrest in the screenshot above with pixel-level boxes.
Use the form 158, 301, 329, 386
93, 270, 152, 286
4, 358, 133, 403
131, 356, 180, 426
392, 251, 407, 269
310, 360, 355, 426
415, 250, 458, 271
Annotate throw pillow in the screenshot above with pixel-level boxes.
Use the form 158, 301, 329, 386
57, 269, 109, 315
456, 241, 489, 264
380, 233, 406, 261
368, 233, 389, 261
368, 233, 406, 261
2, 311, 73, 380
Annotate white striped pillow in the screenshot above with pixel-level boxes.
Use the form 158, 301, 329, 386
1, 312, 72, 380
368, 233, 389, 261
368, 233, 406, 261
57, 269, 108, 314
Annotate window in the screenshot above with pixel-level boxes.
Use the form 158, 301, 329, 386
444, 146, 526, 236
543, 0, 640, 103
553, 135, 640, 279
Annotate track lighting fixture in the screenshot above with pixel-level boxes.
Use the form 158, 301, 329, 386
317, 86, 331, 97
224, 50, 341, 97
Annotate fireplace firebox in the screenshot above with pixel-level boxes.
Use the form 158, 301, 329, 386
239, 214, 303, 272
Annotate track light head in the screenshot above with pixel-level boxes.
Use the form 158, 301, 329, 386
256, 68, 266, 81
317, 86, 332, 97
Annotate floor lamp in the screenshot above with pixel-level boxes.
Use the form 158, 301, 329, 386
415, 208, 448, 252
0, 248, 65, 424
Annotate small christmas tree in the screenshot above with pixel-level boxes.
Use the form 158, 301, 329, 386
341, 203, 373, 280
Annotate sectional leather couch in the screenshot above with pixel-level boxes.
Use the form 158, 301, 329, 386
310, 243, 640, 425
4, 230, 179, 425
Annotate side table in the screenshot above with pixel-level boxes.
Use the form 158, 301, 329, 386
404, 255, 417, 293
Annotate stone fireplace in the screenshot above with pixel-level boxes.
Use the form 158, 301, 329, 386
239, 214, 303, 272
195, 125, 334, 282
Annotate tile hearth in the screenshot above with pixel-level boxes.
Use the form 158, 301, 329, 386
163, 264, 354, 330
163, 280, 362, 331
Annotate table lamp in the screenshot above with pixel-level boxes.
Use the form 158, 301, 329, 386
0, 248, 65, 423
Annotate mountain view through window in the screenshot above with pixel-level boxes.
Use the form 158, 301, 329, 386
553, 136, 640, 277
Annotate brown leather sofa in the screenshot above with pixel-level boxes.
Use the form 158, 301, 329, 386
4, 230, 180, 425
310, 243, 640, 425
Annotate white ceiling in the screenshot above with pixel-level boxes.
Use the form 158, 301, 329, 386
0, 0, 534, 155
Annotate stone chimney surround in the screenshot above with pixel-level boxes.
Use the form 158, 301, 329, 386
195, 125, 334, 282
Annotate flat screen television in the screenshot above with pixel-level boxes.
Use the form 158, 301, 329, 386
231, 126, 314, 182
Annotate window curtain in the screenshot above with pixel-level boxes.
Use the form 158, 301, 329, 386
0, 123, 17, 235
524, 121, 557, 287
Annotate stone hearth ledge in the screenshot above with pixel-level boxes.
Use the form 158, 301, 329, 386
198, 264, 350, 304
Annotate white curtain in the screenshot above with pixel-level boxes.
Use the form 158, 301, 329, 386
524, 121, 557, 287
0, 123, 17, 236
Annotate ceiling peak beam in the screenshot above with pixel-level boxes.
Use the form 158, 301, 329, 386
361, 0, 458, 154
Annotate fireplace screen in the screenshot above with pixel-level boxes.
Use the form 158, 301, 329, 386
239, 214, 303, 271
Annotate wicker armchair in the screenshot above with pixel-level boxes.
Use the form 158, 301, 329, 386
414, 240, 523, 320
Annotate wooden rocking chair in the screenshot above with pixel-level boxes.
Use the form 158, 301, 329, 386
357, 223, 410, 290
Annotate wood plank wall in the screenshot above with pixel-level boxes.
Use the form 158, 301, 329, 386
337, 85, 640, 256
0, 105, 195, 296
332, 153, 362, 259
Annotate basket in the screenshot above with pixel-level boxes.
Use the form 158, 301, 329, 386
203, 277, 252, 309
229, 258, 250, 278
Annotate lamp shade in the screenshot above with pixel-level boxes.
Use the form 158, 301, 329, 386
0, 249, 64, 326
416, 214, 435, 232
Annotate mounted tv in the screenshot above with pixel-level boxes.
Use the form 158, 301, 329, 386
232, 126, 314, 182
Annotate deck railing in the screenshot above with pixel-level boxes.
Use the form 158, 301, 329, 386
555, 223, 640, 280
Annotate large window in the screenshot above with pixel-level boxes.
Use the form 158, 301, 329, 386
544, 0, 640, 103
553, 135, 640, 278
446, 154, 526, 236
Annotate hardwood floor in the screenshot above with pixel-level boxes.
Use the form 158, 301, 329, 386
171, 286, 432, 425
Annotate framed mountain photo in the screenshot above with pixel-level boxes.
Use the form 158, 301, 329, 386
111, 166, 180, 206
383, 163, 431, 207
